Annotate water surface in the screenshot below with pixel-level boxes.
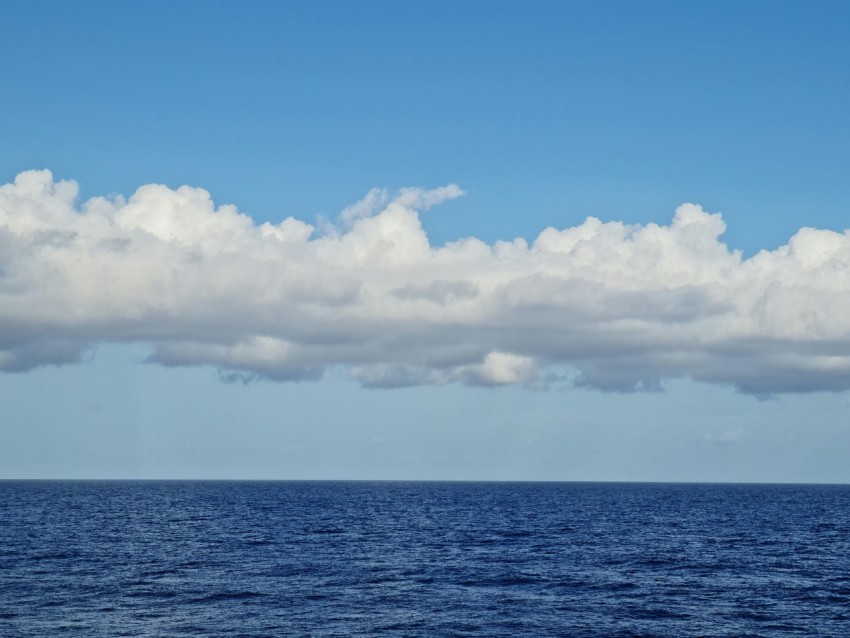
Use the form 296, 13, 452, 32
1, 481, 848, 637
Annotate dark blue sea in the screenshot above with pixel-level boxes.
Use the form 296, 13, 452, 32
1, 481, 849, 637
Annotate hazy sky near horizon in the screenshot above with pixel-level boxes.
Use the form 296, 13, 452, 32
2, 1, 850, 481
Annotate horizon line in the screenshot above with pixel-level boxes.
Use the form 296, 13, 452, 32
2, 478, 848, 486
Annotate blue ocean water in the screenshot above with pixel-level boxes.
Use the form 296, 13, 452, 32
1, 481, 848, 637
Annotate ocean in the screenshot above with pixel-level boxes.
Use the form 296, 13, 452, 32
1, 481, 848, 637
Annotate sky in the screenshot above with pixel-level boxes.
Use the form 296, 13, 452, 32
2, 0, 850, 482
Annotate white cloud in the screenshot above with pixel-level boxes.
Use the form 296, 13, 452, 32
2, 169, 850, 395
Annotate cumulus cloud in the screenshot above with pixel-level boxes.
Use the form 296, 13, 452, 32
2, 169, 850, 395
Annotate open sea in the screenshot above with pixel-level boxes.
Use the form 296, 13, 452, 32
1, 481, 848, 637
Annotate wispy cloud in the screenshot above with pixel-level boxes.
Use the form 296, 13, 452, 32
2, 169, 850, 394
700, 429, 747, 446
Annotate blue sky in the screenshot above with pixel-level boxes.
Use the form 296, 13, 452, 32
2, 1, 850, 481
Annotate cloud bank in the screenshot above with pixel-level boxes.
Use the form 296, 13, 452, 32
2, 169, 850, 395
